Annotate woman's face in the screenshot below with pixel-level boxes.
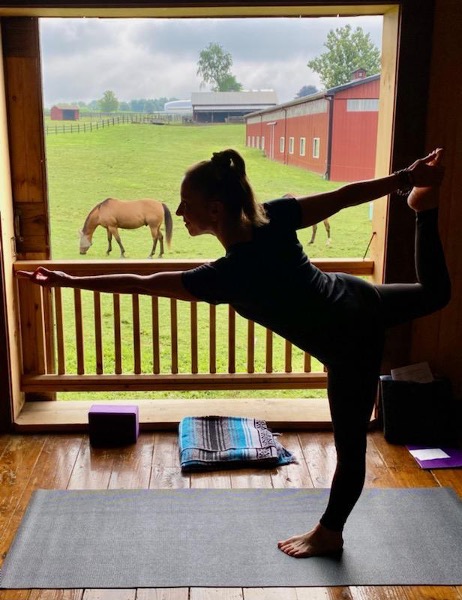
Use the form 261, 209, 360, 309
176, 179, 219, 237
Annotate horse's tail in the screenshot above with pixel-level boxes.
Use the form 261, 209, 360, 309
162, 203, 173, 248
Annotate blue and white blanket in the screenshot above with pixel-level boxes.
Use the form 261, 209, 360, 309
178, 416, 296, 472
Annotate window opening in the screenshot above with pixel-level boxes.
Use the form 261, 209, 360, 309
35, 13, 386, 403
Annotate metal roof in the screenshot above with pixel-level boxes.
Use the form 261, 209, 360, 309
191, 90, 278, 108
244, 74, 380, 119
52, 104, 80, 110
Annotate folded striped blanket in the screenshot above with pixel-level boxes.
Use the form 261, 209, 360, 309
178, 416, 296, 472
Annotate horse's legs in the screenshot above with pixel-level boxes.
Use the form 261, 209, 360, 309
108, 226, 125, 257
149, 227, 164, 258
158, 232, 164, 257
324, 219, 332, 246
149, 237, 158, 258
308, 223, 318, 244
106, 229, 113, 256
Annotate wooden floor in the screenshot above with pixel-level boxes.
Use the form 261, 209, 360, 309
0, 429, 461, 600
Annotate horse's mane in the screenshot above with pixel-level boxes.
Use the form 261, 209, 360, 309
82, 198, 111, 231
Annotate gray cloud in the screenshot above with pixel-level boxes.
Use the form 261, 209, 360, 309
39, 16, 382, 107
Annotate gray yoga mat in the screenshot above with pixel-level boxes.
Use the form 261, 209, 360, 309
1, 487, 462, 588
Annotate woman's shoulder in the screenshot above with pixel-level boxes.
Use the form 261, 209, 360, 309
263, 196, 302, 227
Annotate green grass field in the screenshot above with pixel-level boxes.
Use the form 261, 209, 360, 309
44, 122, 374, 401
46, 122, 373, 260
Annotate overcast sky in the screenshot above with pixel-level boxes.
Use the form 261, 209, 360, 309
39, 16, 383, 108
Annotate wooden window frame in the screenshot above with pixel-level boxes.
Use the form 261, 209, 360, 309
0, 1, 435, 428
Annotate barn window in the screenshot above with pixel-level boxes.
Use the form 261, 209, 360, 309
261, 136, 265, 151
279, 137, 285, 153
300, 137, 306, 156
288, 137, 295, 154
347, 99, 380, 112
313, 137, 320, 158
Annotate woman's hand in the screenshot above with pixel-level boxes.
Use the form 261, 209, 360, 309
407, 148, 444, 188
16, 267, 72, 288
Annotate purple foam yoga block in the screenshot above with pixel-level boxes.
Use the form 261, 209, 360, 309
88, 404, 139, 447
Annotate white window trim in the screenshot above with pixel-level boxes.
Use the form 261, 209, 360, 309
312, 137, 320, 159
288, 136, 294, 154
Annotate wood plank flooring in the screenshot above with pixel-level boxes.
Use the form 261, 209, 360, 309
0, 430, 461, 600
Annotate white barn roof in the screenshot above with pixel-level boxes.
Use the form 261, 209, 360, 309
191, 91, 278, 111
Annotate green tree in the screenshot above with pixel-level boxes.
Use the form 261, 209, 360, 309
197, 42, 242, 92
99, 90, 119, 113
295, 85, 318, 99
218, 73, 242, 92
307, 25, 381, 89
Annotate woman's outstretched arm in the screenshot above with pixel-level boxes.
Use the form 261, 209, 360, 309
16, 267, 198, 302
296, 148, 444, 228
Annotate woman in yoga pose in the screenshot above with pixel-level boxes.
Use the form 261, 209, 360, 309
18, 147, 450, 558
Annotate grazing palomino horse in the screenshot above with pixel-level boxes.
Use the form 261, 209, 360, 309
79, 198, 173, 258
283, 193, 331, 246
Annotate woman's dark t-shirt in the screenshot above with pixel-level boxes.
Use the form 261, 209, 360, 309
181, 197, 382, 365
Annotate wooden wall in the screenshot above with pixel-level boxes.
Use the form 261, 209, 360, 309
409, 0, 462, 398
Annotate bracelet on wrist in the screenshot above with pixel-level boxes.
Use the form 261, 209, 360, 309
394, 168, 414, 196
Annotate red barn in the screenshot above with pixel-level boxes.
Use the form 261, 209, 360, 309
50, 105, 80, 121
245, 73, 379, 182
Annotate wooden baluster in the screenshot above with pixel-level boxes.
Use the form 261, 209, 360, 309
93, 292, 103, 375
170, 298, 178, 374
132, 294, 141, 374
304, 351, 312, 373
151, 296, 160, 374
113, 294, 122, 375
190, 301, 198, 374
74, 289, 84, 375
265, 328, 273, 373
54, 287, 65, 375
209, 304, 216, 374
247, 320, 255, 374
228, 306, 235, 374
17, 281, 47, 377
285, 339, 292, 373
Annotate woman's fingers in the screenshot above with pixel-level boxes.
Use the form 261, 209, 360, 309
16, 270, 34, 280
16, 267, 55, 285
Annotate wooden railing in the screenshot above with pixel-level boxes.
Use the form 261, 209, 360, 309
13, 259, 374, 400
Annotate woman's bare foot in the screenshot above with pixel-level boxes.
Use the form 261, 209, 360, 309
277, 522, 344, 558
407, 185, 440, 212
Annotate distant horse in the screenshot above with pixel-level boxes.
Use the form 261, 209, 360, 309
79, 198, 173, 258
283, 193, 331, 246
308, 219, 331, 246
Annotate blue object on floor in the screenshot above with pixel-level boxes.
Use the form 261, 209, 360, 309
179, 415, 296, 471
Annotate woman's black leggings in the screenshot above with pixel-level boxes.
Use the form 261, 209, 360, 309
320, 208, 451, 532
